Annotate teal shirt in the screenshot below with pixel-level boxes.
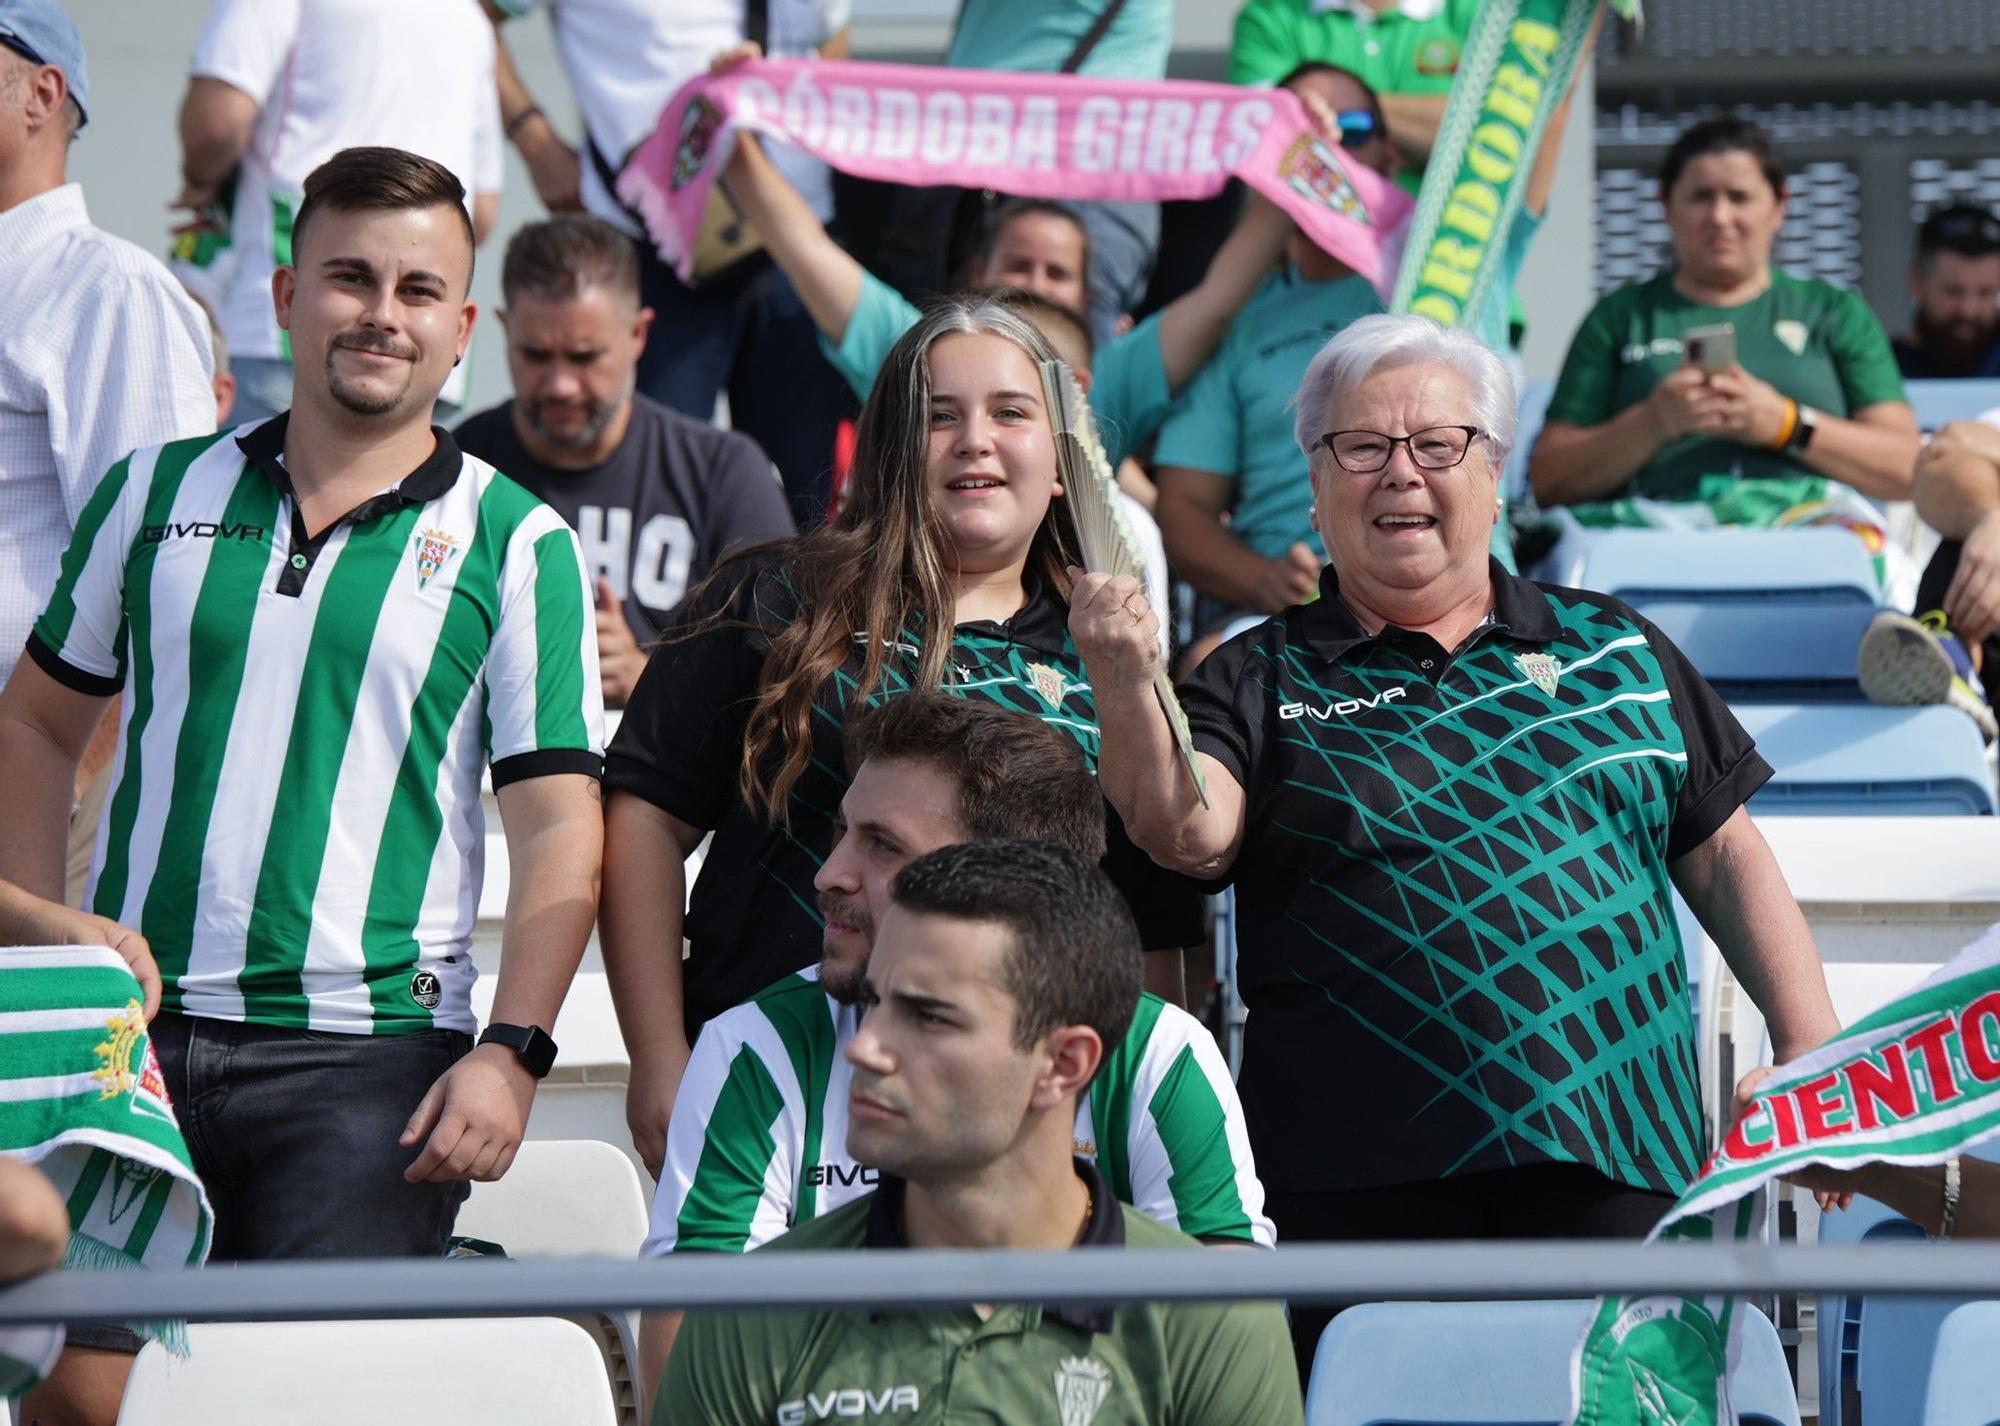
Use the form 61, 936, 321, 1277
826, 270, 1176, 469
1155, 268, 1384, 562
945, 0, 1175, 80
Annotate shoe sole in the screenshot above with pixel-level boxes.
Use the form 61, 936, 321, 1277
1857, 612, 1956, 707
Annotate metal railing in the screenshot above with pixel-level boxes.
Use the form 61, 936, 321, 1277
3, 1242, 1998, 1328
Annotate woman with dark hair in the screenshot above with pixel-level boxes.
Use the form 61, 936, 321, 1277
1531, 116, 1918, 514
596, 295, 1203, 1174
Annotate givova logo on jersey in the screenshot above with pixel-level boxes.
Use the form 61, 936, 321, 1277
774, 1385, 919, 1423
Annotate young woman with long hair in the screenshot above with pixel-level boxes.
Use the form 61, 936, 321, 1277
597, 294, 1202, 1175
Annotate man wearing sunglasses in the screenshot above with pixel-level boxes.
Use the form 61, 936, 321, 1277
1154, 59, 1577, 670
1895, 203, 2000, 380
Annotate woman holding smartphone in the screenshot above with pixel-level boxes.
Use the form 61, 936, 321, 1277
1529, 116, 1917, 512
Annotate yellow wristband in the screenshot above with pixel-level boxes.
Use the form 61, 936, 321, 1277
1770, 398, 1800, 452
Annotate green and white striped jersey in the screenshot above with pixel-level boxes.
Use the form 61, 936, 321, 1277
28, 417, 602, 1035
643, 967, 1274, 1255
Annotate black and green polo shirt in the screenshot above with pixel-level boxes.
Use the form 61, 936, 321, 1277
607, 564, 1206, 1034
655, 1160, 1302, 1426
1184, 563, 1769, 1198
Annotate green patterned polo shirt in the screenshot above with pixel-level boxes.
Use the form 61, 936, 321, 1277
1182, 562, 1770, 1197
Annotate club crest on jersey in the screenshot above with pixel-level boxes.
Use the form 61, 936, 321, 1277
1054, 1357, 1112, 1426
1515, 652, 1562, 695
413, 528, 461, 591
1774, 319, 1809, 356
1026, 662, 1071, 707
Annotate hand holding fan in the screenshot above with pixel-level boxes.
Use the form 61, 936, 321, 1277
1040, 359, 1210, 808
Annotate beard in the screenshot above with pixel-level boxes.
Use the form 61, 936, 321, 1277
523, 376, 632, 452
1912, 308, 2000, 376
816, 890, 873, 1004
325, 333, 420, 417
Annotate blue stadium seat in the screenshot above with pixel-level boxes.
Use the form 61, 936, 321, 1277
1735, 704, 1995, 816
1505, 379, 1555, 510
1645, 601, 1874, 702
1922, 1301, 2000, 1426
1305, 1299, 1799, 1425
1904, 379, 2000, 433
1575, 528, 1880, 609
1817, 1140, 2000, 1426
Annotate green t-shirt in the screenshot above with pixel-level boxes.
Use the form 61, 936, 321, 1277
826, 270, 1175, 469
1229, 0, 1482, 197
1155, 268, 1384, 562
1543, 269, 1910, 504
657, 1167, 1303, 1426
946, 0, 1175, 79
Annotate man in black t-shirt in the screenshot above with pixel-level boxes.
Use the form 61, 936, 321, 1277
456, 216, 794, 706
1893, 205, 2000, 380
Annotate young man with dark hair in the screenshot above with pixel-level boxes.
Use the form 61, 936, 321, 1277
1894, 204, 2000, 380
635, 694, 1272, 1405
455, 214, 794, 707
0, 138, 602, 1275
658, 838, 1300, 1426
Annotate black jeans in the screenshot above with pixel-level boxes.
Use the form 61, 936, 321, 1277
1268, 1161, 1676, 1387
150, 1011, 472, 1262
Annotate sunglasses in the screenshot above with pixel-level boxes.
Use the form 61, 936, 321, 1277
1333, 108, 1381, 152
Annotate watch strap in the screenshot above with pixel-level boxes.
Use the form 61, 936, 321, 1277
478, 1022, 557, 1079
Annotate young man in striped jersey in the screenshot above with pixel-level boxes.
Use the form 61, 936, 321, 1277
0, 144, 602, 1285
657, 841, 1302, 1426
636, 695, 1271, 1395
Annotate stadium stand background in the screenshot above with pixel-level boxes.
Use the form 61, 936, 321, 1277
1592, 1, 2000, 322
55, 0, 1598, 409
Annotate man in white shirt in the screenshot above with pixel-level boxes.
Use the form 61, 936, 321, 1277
1, 7, 213, 1418
485, 0, 850, 524
170, 0, 504, 425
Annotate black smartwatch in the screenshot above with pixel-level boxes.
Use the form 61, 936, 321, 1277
478, 1022, 558, 1079
1786, 402, 1819, 454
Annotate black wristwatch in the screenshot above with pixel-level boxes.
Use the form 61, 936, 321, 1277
478, 1022, 558, 1079
1786, 402, 1819, 453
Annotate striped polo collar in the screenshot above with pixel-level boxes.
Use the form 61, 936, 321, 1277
236, 411, 465, 508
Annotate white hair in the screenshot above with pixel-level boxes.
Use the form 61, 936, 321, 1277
1291, 313, 1518, 468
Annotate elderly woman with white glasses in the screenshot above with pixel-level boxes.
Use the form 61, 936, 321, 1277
1070, 312, 1843, 1376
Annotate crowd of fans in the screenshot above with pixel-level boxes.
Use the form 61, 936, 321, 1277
3, 0, 1999, 1422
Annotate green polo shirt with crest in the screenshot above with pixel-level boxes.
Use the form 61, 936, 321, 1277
656, 1161, 1302, 1426
1182, 562, 1770, 1197
1544, 269, 1909, 503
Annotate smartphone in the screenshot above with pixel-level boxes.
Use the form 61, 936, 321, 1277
1683, 323, 1736, 373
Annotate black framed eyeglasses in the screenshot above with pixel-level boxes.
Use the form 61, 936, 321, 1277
1315, 425, 1483, 473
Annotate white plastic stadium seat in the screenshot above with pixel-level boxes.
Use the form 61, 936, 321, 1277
116, 1317, 618, 1425
1304, 1299, 1799, 1425
458, 1139, 650, 1259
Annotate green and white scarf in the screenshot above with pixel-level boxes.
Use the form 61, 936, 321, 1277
1566, 925, 2000, 1426
1, 947, 212, 1397
1390, 0, 1625, 325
